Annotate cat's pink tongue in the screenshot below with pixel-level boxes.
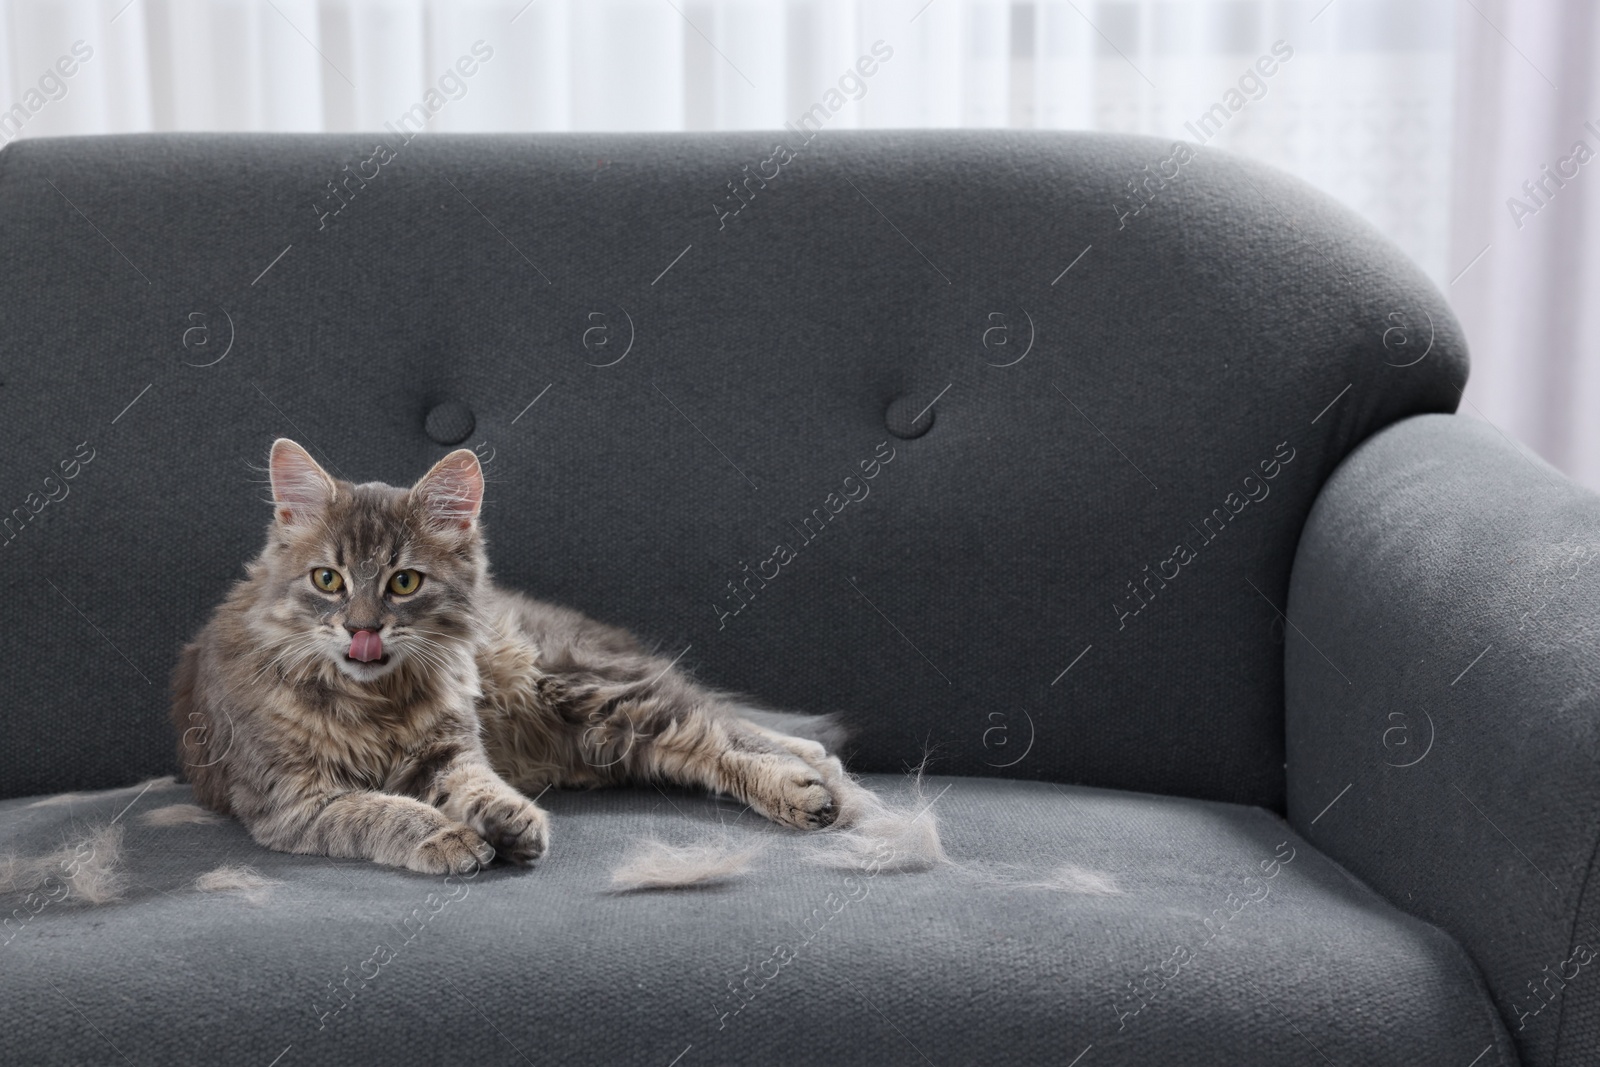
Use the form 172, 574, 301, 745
348, 630, 384, 663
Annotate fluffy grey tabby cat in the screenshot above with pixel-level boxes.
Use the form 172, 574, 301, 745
171, 440, 844, 874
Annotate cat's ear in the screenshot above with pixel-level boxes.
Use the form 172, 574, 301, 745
268, 438, 336, 527
411, 449, 483, 532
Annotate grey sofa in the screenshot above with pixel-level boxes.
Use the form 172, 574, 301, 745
0, 130, 1592, 1066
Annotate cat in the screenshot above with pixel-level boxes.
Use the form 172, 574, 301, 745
171, 439, 844, 874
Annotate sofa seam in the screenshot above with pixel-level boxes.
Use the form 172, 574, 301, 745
1550, 808, 1600, 1065
1261, 805, 1523, 1062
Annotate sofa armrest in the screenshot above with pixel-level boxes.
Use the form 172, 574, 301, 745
1285, 413, 1600, 1067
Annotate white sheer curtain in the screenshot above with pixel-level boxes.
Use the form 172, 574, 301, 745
1449, 0, 1600, 491
3, 0, 1591, 490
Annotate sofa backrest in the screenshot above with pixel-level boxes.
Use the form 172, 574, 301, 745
0, 131, 1463, 808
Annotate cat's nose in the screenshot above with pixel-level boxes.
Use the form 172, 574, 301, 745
344, 620, 382, 635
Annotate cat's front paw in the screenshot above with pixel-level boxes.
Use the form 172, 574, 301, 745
410, 825, 496, 875
475, 795, 550, 865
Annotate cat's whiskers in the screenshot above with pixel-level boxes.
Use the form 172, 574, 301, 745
394, 628, 478, 689
249, 630, 335, 686
244, 633, 310, 684
401, 625, 475, 649
392, 625, 469, 649
393, 634, 452, 680
284, 636, 337, 681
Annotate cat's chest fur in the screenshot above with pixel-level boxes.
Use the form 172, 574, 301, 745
257, 657, 484, 795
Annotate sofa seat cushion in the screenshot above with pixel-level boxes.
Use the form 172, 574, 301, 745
0, 774, 1512, 1066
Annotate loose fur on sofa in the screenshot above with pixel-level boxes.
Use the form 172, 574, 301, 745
192, 864, 279, 903
0, 823, 125, 905
608, 836, 761, 891
603, 769, 953, 890
808, 770, 951, 874
138, 803, 219, 827
25, 775, 176, 810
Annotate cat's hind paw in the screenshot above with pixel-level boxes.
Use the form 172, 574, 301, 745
775, 768, 838, 831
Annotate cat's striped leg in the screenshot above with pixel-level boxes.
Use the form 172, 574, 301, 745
623, 705, 840, 830
529, 645, 843, 830
248, 789, 496, 874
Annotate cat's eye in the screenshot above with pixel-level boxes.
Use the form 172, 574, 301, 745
311, 568, 344, 593
387, 569, 422, 596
